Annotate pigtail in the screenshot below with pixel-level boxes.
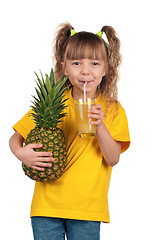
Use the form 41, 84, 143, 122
53, 22, 74, 80
101, 26, 121, 101
102, 26, 121, 67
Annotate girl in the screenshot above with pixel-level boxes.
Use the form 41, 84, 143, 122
9, 22, 130, 240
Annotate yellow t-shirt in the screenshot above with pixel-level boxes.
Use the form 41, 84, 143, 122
13, 89, 130, 223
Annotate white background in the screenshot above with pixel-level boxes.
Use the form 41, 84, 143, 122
1, 0, 159, 239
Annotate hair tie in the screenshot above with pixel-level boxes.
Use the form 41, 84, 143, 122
96, 31, 103, 38
70, 29, 103, 38
70, 29, 77, 36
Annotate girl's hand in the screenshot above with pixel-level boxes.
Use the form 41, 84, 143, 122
16, 143, 54, 171
88, 104, 104, 128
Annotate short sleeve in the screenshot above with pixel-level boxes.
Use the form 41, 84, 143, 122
108, 103, 130, 153
13, 109, 35, 140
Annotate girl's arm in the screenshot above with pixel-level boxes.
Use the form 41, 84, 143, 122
95, 122, 121, 166
88, 105, 121, 167
9, 131, 54, 171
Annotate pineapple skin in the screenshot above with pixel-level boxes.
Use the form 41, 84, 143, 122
22, 126, 67, 182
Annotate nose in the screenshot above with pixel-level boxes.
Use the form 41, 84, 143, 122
81, 63, 90, 75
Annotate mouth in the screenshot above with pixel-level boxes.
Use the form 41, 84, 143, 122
79, 80, 93, 85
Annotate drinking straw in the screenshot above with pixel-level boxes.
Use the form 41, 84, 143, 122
84, 82, 87, 105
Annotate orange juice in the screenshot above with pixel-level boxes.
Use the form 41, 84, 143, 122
75, 98, 96, 137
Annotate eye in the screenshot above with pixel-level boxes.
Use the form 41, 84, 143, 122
92, 62, 100, 66
72, 61, 81, 66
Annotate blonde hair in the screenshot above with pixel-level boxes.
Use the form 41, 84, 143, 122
53, 22, 121, 103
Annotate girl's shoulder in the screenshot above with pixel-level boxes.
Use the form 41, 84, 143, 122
97, 92, 120, 113
98, 92, 128, 125
106, 100, 126, 121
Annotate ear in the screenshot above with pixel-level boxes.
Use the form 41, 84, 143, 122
61, 62, 68, 76
102, 71, 106, 77
102, 63, 108, 77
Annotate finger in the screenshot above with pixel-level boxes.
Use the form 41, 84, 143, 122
36, 162, 52, 168
91, 120, 101, 125
92, 104, 102, 110
32, 166, 45, 171
88, 109, 103, 115
88, 113, 103, 120
36, 151, 52, 157
37, 157, 55, 163
88, 106, 103, 114
28, 143, 43, 149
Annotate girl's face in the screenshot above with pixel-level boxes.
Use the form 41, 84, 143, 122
62, 58, 107, 99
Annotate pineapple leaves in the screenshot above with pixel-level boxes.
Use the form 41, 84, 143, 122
45, 74, 52, 93
55, 76, 68, 95
35, 87, 45, 103
31, 69, 69, 128
56, 86, 69, 99
40, 70, 45, 85
34, 71, 47, 100
50, 68, 55, 86
49, 87, 55, 101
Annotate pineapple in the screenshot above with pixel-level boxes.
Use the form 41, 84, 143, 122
22, 68, 69, 182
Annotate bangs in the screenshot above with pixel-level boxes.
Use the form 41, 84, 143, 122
64, 32, 107, 61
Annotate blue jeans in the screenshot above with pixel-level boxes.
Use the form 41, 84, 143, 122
31, 217, 101, 240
